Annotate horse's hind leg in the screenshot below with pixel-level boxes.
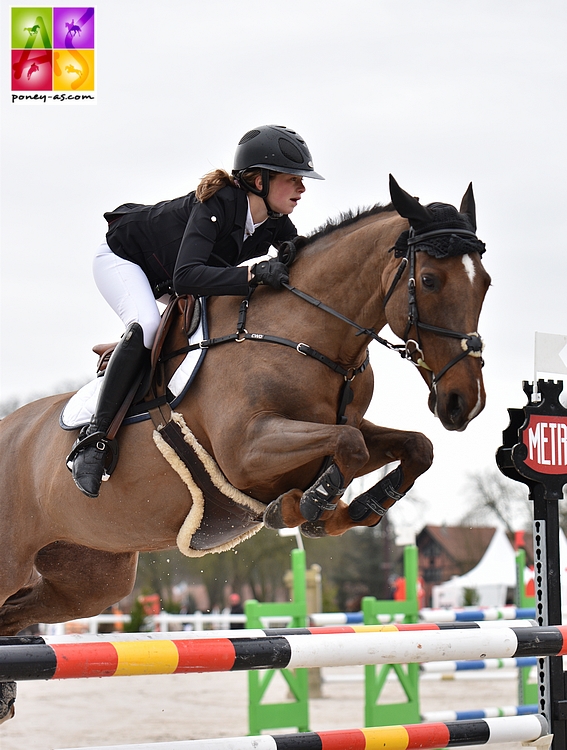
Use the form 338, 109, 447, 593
0, 542, 138, 635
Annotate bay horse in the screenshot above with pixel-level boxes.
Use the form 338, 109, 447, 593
0, 177, 490, 721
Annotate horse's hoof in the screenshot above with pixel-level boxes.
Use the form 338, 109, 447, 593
300, 521, 328, 538
263, 498, 287, 529
0, 681, 16, 724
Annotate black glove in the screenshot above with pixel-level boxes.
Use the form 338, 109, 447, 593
250, 259, 289, 289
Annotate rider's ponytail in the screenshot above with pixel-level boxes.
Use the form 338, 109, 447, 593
195, 168, 271, 202
195, 169, 236, 202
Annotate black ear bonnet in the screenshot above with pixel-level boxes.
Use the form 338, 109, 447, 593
391, 202, 486, 259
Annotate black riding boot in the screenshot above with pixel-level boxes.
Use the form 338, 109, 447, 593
68, 322, 149, 498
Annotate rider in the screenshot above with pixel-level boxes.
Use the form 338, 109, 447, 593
68, 125, 323, 499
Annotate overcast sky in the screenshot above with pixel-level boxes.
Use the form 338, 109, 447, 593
2, 1, 566, 536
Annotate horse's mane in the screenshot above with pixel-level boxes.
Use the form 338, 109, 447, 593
306, 202, 394, 245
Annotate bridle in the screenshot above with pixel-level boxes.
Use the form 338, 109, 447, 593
280, 225, 484, 391
165, 225, 485, 422
379, 226, 485, 386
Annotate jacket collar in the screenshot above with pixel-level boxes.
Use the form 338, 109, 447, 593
229, 187, 248, 252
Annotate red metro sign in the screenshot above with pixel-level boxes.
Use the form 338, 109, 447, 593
522, 414, 567, 475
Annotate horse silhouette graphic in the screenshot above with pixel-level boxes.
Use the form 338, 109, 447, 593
65, 20, 81, 37
65, 64, 82, 77
27, 62, 39, 80
23, 25, 40, 36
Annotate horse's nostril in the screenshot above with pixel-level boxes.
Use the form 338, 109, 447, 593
447, 392, 466, 425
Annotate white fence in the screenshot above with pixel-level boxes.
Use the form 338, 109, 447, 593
42, 610, 248, 635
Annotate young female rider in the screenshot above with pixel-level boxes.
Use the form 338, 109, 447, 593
68, 125, 323, 498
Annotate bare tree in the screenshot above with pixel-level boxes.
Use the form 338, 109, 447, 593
0, 380, 87, 418
460, 469, 532, 532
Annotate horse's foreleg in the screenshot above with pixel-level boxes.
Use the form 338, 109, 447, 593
225, 417, 370, 530
355, 418, 434, 492
300, 420, 433, 538
264, 461, 348, 529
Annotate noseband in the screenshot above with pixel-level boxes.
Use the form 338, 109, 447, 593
382, 226, 485, 386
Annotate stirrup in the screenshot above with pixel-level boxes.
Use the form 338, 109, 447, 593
299, 464, 345, 522
66, 429, 119, 479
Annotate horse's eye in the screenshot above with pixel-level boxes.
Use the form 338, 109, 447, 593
421, 275, 436, 289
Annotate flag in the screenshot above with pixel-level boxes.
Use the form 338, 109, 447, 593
535, 332, 567, 375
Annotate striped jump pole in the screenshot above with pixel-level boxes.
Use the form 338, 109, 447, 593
420, 656, 537, 673
54, 715, 550, 750
419, 606, 536, 622
1, 624, 566, 681
422, 704, 538, 722
310, 606, 537, 626
0, 617, 537, 647
324, 657, 538, 683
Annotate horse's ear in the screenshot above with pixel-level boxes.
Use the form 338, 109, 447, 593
459, 183, 476, 231
389, 175, 433, 229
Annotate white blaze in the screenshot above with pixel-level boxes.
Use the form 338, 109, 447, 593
462, 253, 476, 284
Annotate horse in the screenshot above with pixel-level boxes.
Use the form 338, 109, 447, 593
26, 62, 39, 80
0, 176, 490, 720
65, 21, 81, 36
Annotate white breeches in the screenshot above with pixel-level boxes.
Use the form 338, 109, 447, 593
93, 242, 162, 349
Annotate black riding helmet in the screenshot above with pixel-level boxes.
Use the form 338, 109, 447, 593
233, 125, 324, 200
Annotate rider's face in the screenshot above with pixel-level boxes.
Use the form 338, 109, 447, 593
266, 173, 306, 215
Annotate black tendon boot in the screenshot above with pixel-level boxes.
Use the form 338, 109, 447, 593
68, 322, 149, 498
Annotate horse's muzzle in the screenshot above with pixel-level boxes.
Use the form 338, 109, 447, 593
429, 387, 483, 432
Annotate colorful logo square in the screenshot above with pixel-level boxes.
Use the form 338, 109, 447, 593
54, 48, 94, 90
12, 7, 53, 49
52, 7, 94, 49
11, 6, 96, 103
11, 49, 53, 90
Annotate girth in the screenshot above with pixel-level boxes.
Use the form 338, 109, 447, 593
157, 417, 263, 551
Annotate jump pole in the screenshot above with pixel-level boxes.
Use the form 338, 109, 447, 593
1, 624, 567, 680
53, 714, 551, 750
2, 618, 537, 648
311, 605, 538, 626
496, 379, 567, 748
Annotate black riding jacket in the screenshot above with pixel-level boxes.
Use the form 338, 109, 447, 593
104, 184, 297, 297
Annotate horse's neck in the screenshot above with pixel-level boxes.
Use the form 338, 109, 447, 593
292, 213, 406, 363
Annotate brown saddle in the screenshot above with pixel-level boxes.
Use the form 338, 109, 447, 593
92, 295, 200, 438
93, 295, 198, 376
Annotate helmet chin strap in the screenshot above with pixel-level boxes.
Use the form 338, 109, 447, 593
263, 197, 283, 220
235, 168, 283, 219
